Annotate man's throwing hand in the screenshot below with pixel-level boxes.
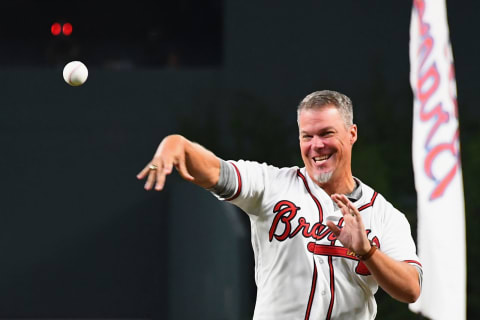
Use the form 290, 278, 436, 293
136, 135, 194, 191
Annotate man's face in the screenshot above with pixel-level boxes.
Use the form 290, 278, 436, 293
298, 105, 357, 188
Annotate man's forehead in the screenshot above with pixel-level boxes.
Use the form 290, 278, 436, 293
299, 105, 341, 118
298, 109, 350, 133
299, 107, 342, 123
299, 124, 336, 132
300, 103, 338, 112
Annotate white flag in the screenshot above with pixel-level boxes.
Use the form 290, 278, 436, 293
409, 0, 466, 319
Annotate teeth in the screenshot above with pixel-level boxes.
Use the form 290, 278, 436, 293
314, 155, 329, 162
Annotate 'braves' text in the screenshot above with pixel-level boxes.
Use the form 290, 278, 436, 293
269, 200, 337, 242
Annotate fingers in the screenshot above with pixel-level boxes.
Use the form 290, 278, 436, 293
331, 194, 350, 216
176, 157, 194, 181
137, 156, 193, 191
146, 166, 158, 190
136, 165, 152, 180
331, 193, 349, 207
326, 220, 341, 237
331, 194, 358, 218
346, 201, 359, 216
137, 136, 194, 191
136, 160, 169, 191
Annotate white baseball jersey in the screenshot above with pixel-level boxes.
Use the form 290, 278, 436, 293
213, 160, 421, 320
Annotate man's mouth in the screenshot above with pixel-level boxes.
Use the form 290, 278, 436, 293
313, 154, 331, 163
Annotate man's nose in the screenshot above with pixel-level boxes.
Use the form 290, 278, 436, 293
311, 136, 324, 148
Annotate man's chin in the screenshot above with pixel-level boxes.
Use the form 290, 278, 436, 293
314, 171, 333, 184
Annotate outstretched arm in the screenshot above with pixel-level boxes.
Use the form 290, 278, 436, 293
326, 194, 421, 303
137, 134, 221, 191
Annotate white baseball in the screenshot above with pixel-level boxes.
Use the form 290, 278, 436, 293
63, 61, 88, 86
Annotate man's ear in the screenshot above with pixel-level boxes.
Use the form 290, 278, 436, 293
350, 124, 358, 144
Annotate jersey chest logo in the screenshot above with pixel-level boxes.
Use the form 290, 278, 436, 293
269, 200, 335, 242
269, 199, 380, 275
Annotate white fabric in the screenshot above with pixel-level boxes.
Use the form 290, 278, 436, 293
409, 0, 466, 319
215, 160, 421, 320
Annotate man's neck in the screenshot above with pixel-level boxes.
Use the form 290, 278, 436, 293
320, 175, 356, 196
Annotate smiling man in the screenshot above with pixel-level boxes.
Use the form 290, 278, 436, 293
137, 90, 422, 319
298, 92, 357, 195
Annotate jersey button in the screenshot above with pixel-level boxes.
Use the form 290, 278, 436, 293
318, 259, 324, 264
321, 290, 326, 295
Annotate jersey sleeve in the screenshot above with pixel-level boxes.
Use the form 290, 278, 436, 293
379, 203, 422, 268
210, 160, 292, 216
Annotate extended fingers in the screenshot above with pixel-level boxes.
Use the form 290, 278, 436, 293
145, 167, 158, 190
346, 201, 360, 216
154, 161, 176, 190
331, 194, 357, 217
137, 164, 153, 180
331, 194, 348, 212
136, 160, 170, 191
138, 156, 189, 191
326, 220, 341, 236
331, 193, 349, 206
176, 156, 194, 181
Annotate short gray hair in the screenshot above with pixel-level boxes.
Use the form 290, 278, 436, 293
297, 90, 353, 127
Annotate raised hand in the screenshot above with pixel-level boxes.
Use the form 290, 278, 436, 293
326, 194, 371, 256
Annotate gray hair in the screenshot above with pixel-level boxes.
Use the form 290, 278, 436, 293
297, 90, 353, 127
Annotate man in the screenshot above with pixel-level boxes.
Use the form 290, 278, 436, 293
137, 90, 422, 319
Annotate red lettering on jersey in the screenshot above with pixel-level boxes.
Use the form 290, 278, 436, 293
290, 217, 326, 239
269, 200, 300, 241
269, 200, 334, 242
327, 218, 344, 241
271, 194, 381, 275
307, 235, 380, 276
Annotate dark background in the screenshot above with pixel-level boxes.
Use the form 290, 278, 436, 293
0, 0, 479, 319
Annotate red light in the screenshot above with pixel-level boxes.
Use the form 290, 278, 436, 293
51, 22, 61, 36
62, 23, 72, 36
